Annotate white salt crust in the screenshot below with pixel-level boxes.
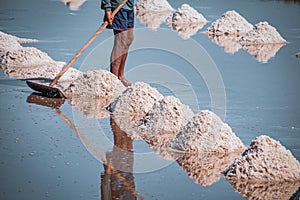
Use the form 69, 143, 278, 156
167, 110, 245, 153
224, 135, 300, 182
207, 10, 253, 36
109, 82, 163, 139
239, 21, 287, 45
137, 96, 194, 147
65, 69, 125, 98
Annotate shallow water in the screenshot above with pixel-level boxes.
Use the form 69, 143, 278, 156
1, 0, 300, 199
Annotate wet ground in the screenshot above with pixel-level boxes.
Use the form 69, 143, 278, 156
1, 0, 300, 199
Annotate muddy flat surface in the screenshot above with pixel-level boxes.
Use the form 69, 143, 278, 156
1, 0, 300, 199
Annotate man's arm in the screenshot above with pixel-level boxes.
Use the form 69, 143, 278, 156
101, 0, 113, 25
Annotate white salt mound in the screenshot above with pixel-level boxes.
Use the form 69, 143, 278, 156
166, 4, 207, 39
65, 69, 125, 98
207, 10, 253, 35
0, 31, 81, 81
224, 135, 300, 182
137, 96, 194, 147
168, 110, 245, 153
0, 31, 38, 45
239, 21, 287, 45
2, 47, 56, 68
109, 82, 163, 139
167, 4, 207, 25
135, 0, 174, 12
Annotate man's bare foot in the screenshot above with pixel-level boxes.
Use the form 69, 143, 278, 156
120, 78, 132, 87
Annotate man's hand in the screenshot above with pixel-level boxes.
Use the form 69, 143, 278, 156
104, 11, 113, 25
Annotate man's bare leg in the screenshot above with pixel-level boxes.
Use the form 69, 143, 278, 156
118, 28, 133, 86
110, 29, 133, 87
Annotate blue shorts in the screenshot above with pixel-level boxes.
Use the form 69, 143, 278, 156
108, 8, 134, 31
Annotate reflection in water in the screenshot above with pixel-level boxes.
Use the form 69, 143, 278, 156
57, 111, 143, 200
227, 179, 300, 200
207, 34, 242, 54
242, 43, 286, 63
60, 0, 87, 11
26, 95, 143, 200
177, 151, 243, 186
135, 10, 173, 30
26, 92, 65, 109
101, 117, 138, 200
168, 22, 206, 40
68, 96, 111, 118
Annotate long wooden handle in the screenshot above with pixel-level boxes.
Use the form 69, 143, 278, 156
50, 0, 128, 87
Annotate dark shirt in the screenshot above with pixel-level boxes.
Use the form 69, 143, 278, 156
101, 0, 134, 11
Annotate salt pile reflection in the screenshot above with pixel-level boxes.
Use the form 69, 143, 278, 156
242, 43, 285, 63
207, 34, 242, 54
177, 151, 243, 186
227, 180, 300, 200
60, 0, 87, 11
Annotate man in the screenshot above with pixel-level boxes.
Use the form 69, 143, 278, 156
101, 0, 134, 87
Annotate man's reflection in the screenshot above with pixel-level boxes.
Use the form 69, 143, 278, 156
101, 117, 136, 200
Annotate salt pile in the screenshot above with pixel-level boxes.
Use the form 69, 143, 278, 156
0, 31, 81, 81
224, 135, 300, 182
166, 4, 207, 39
167, 4, 207, 25
68, 97, 111, 119
177, 151, 243, 186
227, 180, 300, 200
208, 34, 242, 54
167, 110, 245, 153
135, 0, 173, 12
243, 43, 285, 63
239, 22, 287, 45
108, 82, 163, 139
296, 52, 300, 58
137, 96, 194, 147
135, 0, 174, 30
65, 69, 125, 99
207, 10, 253, 36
